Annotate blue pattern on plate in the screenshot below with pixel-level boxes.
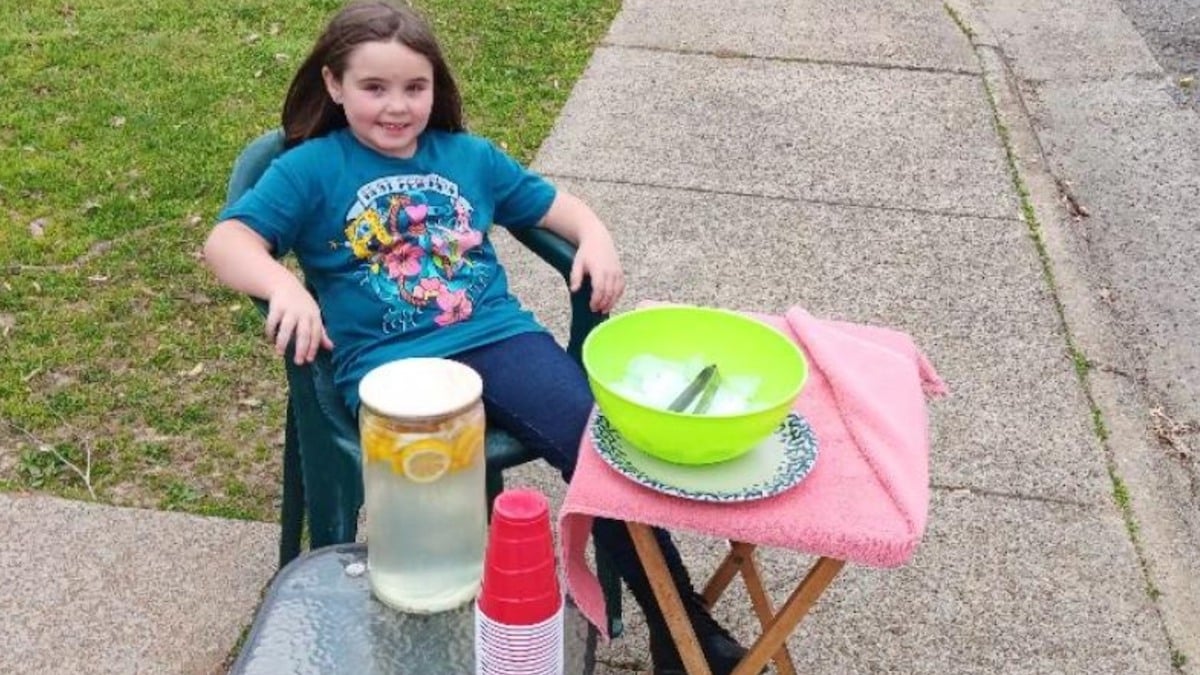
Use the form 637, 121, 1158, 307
589, 412, 819, 503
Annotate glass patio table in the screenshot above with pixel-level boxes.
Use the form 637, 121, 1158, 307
230, 543, 596, 674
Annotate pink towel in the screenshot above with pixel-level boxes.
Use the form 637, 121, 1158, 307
558, 306, 947, 638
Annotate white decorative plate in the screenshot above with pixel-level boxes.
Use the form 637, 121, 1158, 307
589, 412, 818, 503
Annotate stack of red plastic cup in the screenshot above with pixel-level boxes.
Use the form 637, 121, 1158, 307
474, 489, 564, 675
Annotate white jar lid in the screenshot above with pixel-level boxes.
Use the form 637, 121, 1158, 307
358, 358, 483, 419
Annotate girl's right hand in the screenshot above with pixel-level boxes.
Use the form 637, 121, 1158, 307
201, 220, 332, 364
265, 281, 334, 365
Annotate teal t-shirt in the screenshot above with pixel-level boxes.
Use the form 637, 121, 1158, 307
219, 128, 555, 411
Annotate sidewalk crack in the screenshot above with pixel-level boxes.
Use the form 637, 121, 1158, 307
600, 42, 981, 77
932, 483, 1091, 507
538, 172, 1020, 224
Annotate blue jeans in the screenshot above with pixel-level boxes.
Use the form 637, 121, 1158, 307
451, 331, 593, 481
450, 331, 696, 626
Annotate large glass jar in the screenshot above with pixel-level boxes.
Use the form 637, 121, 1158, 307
358, 358, 487, 613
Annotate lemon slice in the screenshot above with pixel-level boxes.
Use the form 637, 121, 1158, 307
396, 439, 453, 482
452, 423, 484, 469
362, 428, 395, 463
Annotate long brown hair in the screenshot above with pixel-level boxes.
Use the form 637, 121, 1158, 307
281, 1, 464, 147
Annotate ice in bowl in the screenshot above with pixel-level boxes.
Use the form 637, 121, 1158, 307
610, 355, 763, 415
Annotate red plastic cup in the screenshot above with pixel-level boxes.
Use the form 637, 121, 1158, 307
476, 489, 562, 626
475, 603, 565, 675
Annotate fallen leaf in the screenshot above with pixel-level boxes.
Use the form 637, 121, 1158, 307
87, 241, 113, 258
110, 116, 126, 128
180, 363, 204, 378
82, 198, 101, 213
183, 292, 212, 306
87, 275, 109, 283
239, 397, 263, 408
0, 313, 15, 337
29, 218, 47, 237
134, 429, 175, 444
187, 215, 202, 226
229, 304, 242, 312
268, 23, 281, 35
49, 371, 75, 388
1180, 75, 1195, 89
244, 32, 261, 43
254, 69, 264, 78
274, 52, 289, 62
21, 366, 42, 383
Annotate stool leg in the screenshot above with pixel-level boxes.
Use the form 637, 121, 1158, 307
700, 542, 750, 608
737, 547, 797, 675
626, 522, 712, 675
701, 543, 797, 674
731, 557, 845, 675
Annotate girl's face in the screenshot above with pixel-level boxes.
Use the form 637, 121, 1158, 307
323, 40, 434, 158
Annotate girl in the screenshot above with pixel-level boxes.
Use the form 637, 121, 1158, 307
203, 2, 748, 672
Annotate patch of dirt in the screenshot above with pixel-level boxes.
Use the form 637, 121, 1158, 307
1151, 406, 1197, 461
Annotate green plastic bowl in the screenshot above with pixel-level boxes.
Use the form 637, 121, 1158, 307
582, 305, 808, 465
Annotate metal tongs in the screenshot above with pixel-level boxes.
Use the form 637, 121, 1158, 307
667, 364, 722, 414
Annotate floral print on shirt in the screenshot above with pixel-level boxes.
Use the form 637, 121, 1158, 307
342, 174, 488, 333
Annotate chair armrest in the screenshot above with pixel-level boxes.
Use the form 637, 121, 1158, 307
509, 226, 577, 278
508, 227, 607, 363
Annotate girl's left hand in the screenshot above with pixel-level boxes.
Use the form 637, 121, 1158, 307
538, 190, 625, 313
571, 234, 624, 313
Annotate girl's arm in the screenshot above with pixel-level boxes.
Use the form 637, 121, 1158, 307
538, 191, 625, 313
202, 219, 333, 364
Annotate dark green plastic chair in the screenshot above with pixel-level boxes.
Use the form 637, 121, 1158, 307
222, 129, 623, 637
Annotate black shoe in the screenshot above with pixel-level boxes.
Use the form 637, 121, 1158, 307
648, 593, 757, 675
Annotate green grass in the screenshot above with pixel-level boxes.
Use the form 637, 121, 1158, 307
0, 0, 619, 519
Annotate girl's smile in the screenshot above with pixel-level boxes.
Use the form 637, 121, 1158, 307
323, 40, 435, 158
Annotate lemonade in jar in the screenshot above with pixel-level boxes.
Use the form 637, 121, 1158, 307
358, 358, 487, 613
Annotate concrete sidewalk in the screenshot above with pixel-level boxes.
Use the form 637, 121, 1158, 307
3, 0, 1192, 672
0, 493, 276, 674
505, 0, 1190, 672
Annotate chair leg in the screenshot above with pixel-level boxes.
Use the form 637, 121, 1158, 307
279, 401, 305, 568
485, 468, 504, 520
